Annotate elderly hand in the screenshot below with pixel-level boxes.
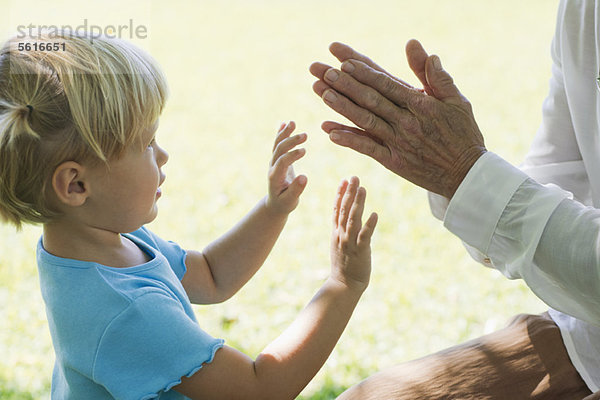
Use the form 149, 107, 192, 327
309, 40, 486, 199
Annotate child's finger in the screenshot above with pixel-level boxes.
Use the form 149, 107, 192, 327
280, 174, 308, 202
272, 121, 296, 151
271, 133, 307, 167
347, 186, 366, 239
332, 179, 348, 228
357, 212, 378, 248
273, 148, 306, 173
270, 148, 306, 184
339, 176, 359, 230
277, 120, 294, 136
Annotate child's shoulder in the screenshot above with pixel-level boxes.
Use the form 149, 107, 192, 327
126, 226, 187, 279
37, 227, 193, 330
127, 226, 181, 256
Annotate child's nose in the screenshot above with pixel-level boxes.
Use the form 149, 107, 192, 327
156, 144, 169, 166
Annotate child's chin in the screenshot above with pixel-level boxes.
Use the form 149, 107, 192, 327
147, 206, 159, 222
131, 207, 159, 230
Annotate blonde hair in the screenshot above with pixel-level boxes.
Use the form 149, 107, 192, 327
0, 30, 168, 228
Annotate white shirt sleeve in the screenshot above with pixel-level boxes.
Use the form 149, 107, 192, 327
522, 0, 583, 172
520, 0, 592, 206
444, 152, 600, 327
428, 192, 495, 267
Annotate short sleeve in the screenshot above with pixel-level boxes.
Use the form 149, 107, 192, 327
129, 227, 188, 280
92, 292, 224, 400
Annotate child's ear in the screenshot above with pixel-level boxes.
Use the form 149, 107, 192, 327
51, 161, 91, 207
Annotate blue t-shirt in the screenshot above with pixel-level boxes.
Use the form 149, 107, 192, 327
36, 227, 224, 400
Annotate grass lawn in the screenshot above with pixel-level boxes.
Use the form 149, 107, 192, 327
1, 0, 558, 398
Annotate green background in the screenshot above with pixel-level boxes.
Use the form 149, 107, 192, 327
1, 0, 558, 398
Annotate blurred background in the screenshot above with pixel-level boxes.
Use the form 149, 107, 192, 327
1, 0, 558, 398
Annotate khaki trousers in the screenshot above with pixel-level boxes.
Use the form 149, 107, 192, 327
338, 313, 597, 400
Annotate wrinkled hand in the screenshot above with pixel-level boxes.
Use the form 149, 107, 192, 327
266, 121, 308, 215
309, 40, 486, 199
330, 176, 378, 293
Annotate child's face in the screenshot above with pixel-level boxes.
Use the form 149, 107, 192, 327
86, 120, 168, 233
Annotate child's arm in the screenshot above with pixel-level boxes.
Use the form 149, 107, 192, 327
181, 121, 307, 304
174, 177, 378, 400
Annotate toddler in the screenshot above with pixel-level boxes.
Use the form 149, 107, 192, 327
0, 30, 377, 399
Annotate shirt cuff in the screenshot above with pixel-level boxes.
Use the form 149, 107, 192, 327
444, 152, 529, 255
427, 191, 450, 221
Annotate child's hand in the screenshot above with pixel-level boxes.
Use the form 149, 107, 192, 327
330, 177, 378, 292
266, 121, 308, 215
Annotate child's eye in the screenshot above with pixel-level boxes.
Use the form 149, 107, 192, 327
147, 138, 156, 148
